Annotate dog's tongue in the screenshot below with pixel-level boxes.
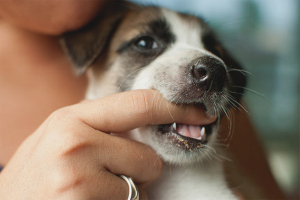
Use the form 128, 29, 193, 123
176, 124, 205, 139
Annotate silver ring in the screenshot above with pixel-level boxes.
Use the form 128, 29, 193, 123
118, 175, 139, 200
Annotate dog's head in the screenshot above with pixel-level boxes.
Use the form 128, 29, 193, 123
62, 1, 246, 164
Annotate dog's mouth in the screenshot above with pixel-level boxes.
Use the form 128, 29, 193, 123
156, 120, 217, 150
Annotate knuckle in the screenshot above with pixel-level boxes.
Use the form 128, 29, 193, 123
47, 107, 75, 130
57, 133, 90, 158
44, 108, 97, 157
47, 141, 98, 193
49, 166, 85, 194
49, 107, 75, 121
53, 128, 97, 161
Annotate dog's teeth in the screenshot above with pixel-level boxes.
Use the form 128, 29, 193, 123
172, 123, 177, 130
196, 136, 202, 140
200, 127, 206, 137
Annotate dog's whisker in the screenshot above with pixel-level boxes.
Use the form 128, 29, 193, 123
203, 145, 217, 155
116, 92, 127, 105
228, 68, 252, 76
231, 85, 264, 97
226, 94, 249, 115
212, 101, 218, 116
62, 1, 250, 198
166, 101, 175, 121
222, 94, 240, 111
225, 110, 236, 149
210, 142, 227, 147
220, 105, 230, 122
214, 153, 232, 162
228, 90, 245, 96
204, 150, 214, 162
205, 148, 223, 163
223, 109, 235, 145
217, 98, 234, 143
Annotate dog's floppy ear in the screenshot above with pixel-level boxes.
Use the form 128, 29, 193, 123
202, 31, 246, 101
215, 44, 246, 102
220, 48, 247, 102
61, 1, 129, 75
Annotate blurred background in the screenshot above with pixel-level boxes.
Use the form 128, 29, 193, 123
131, 0, 299, 199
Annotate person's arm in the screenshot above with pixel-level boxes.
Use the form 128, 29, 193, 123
220, 107, 286, 199
0, 90, 215, 199
0, 0, 107, 35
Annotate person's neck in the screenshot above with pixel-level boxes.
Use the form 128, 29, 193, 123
0, 20, 87, 165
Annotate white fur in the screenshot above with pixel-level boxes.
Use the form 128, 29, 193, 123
147, 162, 237, 200
85, 8, 237, 200
161, 9, 204, 48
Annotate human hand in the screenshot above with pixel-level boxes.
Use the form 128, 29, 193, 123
0, 90, 215, 200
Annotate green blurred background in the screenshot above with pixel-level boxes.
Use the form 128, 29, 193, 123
131, 0, 299, 198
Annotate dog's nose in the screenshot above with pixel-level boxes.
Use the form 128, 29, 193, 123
190, 56, 227, 92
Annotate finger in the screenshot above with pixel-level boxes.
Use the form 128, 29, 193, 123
49, 122, 163, 186
74, 89, 217, 133
137, 186, 148, 200
79, 99, 92, 104
83, 172, 130, 200
84, 172, 147, 200
94, 132, 164, 185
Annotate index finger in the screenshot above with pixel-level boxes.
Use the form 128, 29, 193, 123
73, 89, 217, 133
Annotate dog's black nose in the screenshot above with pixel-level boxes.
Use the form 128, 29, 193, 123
192, 65, 208, 81
190, 56, 227, 92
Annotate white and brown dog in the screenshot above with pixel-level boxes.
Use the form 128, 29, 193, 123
61, 1, 249, 199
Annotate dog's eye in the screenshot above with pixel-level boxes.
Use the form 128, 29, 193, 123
134, 36, 159, 50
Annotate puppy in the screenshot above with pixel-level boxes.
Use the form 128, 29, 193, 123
62, 1, 247, 199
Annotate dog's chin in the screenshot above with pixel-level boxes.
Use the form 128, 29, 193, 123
139, 120, 219, 165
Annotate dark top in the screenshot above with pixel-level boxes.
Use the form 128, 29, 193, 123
0, 166, 3, 172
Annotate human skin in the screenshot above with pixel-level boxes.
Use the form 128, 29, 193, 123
0, 0, 286, 199
0, 0, 107, 35
0, 90, 216, 199
220, 108, 286, 199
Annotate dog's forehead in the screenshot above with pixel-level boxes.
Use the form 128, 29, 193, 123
110, 7, 163, 47
111, 6, 205, 49
161, 9, 204, 48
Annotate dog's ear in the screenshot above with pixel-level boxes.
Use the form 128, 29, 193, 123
220, 48, 247, 102
61, 1, 129, 75
215, 44, 247, 102
202, 31, 247, 101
